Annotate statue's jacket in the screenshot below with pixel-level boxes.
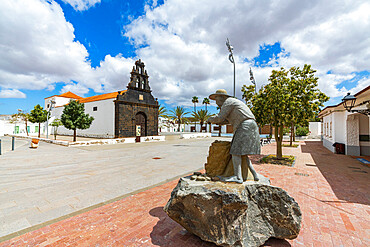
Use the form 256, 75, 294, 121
211, 97, 260, 155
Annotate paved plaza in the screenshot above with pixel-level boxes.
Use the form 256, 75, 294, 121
0, 135, 224, 240
0, 138, 369, 246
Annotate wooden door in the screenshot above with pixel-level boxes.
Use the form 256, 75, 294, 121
135, 112, 147, 136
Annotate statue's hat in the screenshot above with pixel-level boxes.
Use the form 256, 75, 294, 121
209, 89, 232, 100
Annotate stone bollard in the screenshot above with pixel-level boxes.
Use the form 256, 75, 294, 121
12, 137, 15, 151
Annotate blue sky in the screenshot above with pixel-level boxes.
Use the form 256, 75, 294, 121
0, 0, 369, 115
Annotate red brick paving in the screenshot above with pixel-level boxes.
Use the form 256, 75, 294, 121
1, 141, 369, 246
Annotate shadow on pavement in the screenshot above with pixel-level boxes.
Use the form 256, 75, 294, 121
301, 141, 369, 206
149, 207, 291, 247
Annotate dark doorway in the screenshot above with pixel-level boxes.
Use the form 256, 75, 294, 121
135, 112, 147, 137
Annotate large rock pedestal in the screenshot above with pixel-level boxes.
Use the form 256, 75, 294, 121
164, 177, 301, 247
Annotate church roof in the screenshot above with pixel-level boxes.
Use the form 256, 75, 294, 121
45, 91, 83, 100
59, 91, 83, 99
79, 91, 126, 103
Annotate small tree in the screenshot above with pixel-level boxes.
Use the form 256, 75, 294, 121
61, 100, 94, 142
192, 96, 199, 131
9, 109, 30, 135
169, 106, 189, 132
29, 105, 48, 137
192, 110, 213, 132
202, 97, 210, 111
51, 119, 63, 140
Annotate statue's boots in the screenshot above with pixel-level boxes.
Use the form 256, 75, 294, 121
217, 175, 243, 184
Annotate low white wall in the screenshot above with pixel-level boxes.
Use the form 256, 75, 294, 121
180, 133, 212, 139
8, 135, 165, 147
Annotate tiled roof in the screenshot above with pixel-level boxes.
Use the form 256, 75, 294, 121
58, 91, 83, 99
79, 91, 126, 103
45, 91, 83, 100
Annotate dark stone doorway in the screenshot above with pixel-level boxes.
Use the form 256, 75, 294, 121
135, 112, 147, 137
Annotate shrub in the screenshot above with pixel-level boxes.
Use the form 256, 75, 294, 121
296, 126, 309, 136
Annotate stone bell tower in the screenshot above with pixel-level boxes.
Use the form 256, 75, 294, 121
127, 59, 151, 92
114, 59, 159, 138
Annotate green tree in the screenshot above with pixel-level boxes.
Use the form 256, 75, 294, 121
192, 109, 213, 132
61, 100, 94, 142
245, 65, 328, 159
192, 96, 199, 131
241, 84, 255, 109
51, 118, 63, 140
285, 65, 329, 145
29, 104, 48, 138
202, 97, 210, 111
158, 105, 168, 118
169, 106, 189, 132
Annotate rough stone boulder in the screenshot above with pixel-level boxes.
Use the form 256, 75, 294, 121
164, 177, 301, 247
205, 140, 255, 181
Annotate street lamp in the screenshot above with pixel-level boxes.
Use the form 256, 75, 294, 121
226, 38, 235, 97
46, 99, 56, 139
342, 92, 370, 116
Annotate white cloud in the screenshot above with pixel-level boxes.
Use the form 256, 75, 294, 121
0, 0, 369, 107
0, 0, 92, 91
0, 89, 26, 98
61, 0, 101, 11
123, 0, 370, 105
60, 82, 89, 96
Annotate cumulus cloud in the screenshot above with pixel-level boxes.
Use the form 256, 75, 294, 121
123, 0, 370, 104
0, 89, 26, 98
61, 0, 101, 11
0, 0, 92, 91
0, 0, 369, 104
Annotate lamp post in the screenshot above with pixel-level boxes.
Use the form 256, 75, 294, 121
46, 100, 56, 139
226, 38, 235, 97
249, 67, 257, 94
341, 92, 370, 116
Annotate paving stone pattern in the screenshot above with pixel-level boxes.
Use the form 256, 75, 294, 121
1, 141, 369, 246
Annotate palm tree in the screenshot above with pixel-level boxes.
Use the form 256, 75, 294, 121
192, 96, 199, 131
169, 106, 190, 132
192, 110, 213, 132
203, 97, 210, 111
158, 105, 168, 118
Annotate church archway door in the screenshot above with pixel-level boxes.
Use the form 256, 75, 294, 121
135, 112, 147, 137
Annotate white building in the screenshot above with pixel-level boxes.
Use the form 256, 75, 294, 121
45, 91, 120, 139
319, 86, 370, 156
0, 115, 42, 136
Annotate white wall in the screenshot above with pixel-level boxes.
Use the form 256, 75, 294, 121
0, 119, 43, 136
45, 96, 74, 110
333, 112, 346, 144
308, 122, 321, 137
49, 99, 115, 138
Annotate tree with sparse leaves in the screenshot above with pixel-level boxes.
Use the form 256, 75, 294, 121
29, 105, 48, 137
51, 118, 63, 140
61, 100, 94, 142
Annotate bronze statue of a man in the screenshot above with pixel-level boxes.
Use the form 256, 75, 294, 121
208, 89, 260, 183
